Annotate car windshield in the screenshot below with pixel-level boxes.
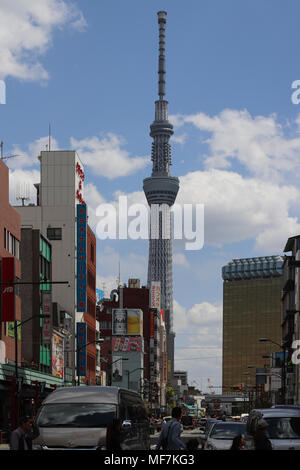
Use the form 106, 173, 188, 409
36, 403, 117, 428
265, 417, 300, 439
210, 422, 246, 440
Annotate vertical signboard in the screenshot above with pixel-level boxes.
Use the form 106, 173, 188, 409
150, 282, 161, 311
77, 204, 87, 312
52, 332, 64, 379
42, 292, 52, 343
76, 322, 87, 377
149, 309, 155, 339
1, 257, 15, 322
96, 289, 104, 305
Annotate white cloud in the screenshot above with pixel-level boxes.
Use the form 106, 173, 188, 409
93, 167, 300, 254
171, 134, 187, 145
96, 246, 147, 287
0, 0, 86, 81
177, 169, 300, 253
171, 109, 300, 182
173, 253, 190, 268
7, 136, 59, 169
174, 299, 223, 389
71, 133, 149, 179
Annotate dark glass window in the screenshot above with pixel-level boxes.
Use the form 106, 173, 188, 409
36, 403, 116, 428
47, 227, 62, 240
265, 418, 300, 439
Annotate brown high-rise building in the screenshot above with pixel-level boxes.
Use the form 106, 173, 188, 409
222, 256, 283, 392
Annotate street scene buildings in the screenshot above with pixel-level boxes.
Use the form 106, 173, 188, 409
1, 2, 300, 451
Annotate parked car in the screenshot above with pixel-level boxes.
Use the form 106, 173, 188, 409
204, 421, 246, 450
199, 418, 218, 449
32, 386, 150, 450
245, 407, 300, 450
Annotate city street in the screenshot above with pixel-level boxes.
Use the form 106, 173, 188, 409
150, 429, 203, 450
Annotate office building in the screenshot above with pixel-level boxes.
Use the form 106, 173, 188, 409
222, 256, 283, 392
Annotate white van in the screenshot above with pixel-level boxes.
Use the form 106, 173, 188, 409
32, 386, 150, 450
245, 406, 300, 450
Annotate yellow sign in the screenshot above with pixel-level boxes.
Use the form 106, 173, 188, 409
7, 322, 21, 340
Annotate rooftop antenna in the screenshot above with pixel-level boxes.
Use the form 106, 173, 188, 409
118, 260, 121, 287
16, 182, 30, 206
0, 141, 20, 161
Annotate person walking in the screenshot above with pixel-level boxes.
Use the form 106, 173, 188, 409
10, 416, 33, 450
253, 419, 272, 450
230, 434, 245, 450
156, 407, 186, 451
106, 418, 122, 451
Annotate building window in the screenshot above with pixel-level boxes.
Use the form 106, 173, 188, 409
4, 228, 20, 259
47, 227, 62, 240
91, 243, 95, 263
88, 269, 95, 291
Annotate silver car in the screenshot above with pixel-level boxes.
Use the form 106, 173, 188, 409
245, 407, 300, 450
204, 421, 246, 450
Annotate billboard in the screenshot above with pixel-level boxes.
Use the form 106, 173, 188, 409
52, 332, 64, 379
42, 292, 52, 344
112, 337, 143, 352
150, 282, 161, 311
1, 257, 15, 322
112, 309, 143, 336
96, 289, 104, 305
76, 204, 87, 312
76, 322, 87, 377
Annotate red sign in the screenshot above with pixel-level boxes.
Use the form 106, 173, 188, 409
1, 257, 15, 322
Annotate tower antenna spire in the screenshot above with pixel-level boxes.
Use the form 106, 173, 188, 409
157, 11, 167, 100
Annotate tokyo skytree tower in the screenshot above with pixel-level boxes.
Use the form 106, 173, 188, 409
143, 11, 179, 378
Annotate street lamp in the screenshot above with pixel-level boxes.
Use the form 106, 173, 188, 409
259, 338, 286, 404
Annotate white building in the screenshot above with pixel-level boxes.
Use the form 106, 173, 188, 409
16, 150, 88, 384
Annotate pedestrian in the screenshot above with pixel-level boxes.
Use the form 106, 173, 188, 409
230, 434, 245, 450
10, 415, 33, 450
156, 406, 186, 451
253, 419, 272, 450
186, 438, 199, 451
106, 418, 122, 451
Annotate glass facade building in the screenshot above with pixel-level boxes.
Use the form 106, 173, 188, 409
222, 256, 283, 392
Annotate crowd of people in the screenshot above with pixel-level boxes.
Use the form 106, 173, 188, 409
8, 407, 272, 451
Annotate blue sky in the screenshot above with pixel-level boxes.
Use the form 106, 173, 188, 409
2, 0, 300, 391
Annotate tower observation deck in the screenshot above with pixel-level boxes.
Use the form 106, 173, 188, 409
143, 11, 179, 379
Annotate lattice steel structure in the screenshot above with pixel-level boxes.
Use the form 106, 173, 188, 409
143, 11, 179, 378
